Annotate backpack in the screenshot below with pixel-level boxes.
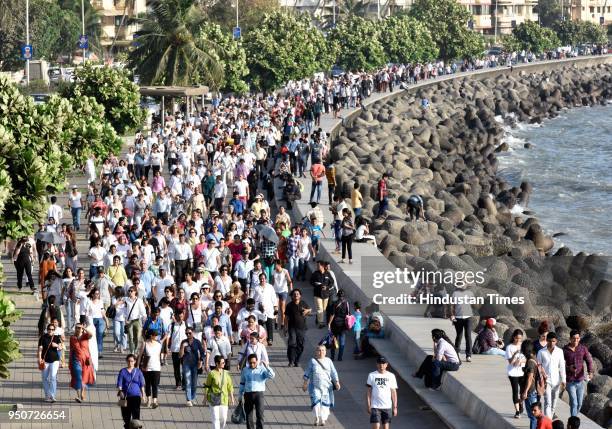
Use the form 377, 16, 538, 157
534, 360, 548, 396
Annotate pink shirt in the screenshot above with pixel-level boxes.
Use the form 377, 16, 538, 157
152, 175, 166, 193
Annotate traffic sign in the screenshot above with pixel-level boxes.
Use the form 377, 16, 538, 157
78, 35, 89, 50
21, 45, 33, 60
233, 26, 241, 40
600, 16, 605, 25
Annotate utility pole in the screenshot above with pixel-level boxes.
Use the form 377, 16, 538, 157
561, 0, 564, 20
81, 0, 86, 64
332, 0, 336, 26
25, 0, 30, 85
494, 0, 498, 45
236, 0, 239, 29
377, 0, 380, 20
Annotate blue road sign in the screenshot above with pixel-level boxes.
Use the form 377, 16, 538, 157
21, 45, 33, 60
78, 35, 89, 50
233, 26, 241, 40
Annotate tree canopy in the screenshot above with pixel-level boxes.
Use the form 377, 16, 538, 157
379, 15, 439, 64
327, 15, 386, 72
508, 21, 560, 53
409, 0, 485, 61
244, 11, 333, 91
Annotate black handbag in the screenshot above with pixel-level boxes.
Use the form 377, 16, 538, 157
231, 399, 246, 424
106, 306, 116, 319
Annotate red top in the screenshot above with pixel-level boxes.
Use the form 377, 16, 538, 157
310, 164, 325, 183
378, 179, 388, 200
537, 416, 553, 429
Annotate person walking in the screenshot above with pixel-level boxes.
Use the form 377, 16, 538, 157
38, 323, 64, 402
303, 345, 340, 427
13, 237, 35, 291
310, 261, 334, 328
69, 323, 95, 403
366, 357, 398, 429
89, 288, 108, 359
238, 332, 269, 367
204, 355, 235, 429
530, 402, 553, 429
138, 330, 163, 409
450, 282, 475, 362
284, 288, 311, 367
180, 327, 206, 406
340, 209, 355, 264
563, 330, 593, 417
328, 290, 349, 361
521, 341, 540, 429
309, 160, 325, 204
506, 329, 526, 418
116, 354, 146, 429
239, 354, 275, 429
537, 332, 566, 419
168, 311, 188, 390
124, 287, 147, 354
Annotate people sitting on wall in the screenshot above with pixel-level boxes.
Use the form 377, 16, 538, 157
412, 329, 461, 390
473, 318, 506, 356
355, 312, 384, 359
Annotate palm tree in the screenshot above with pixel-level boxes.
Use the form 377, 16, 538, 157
128, 0, 223, 86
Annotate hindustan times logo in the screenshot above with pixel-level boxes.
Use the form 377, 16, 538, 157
371, 268, 486, 289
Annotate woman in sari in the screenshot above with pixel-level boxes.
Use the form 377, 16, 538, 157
69, 323, 95, 402
225, 281, 245, 343
303, 345, 340, 426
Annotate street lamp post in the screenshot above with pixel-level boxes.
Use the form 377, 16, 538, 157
81, 0, 86, 64
236, 0, 239, 29
25, 0, 30, 85
377, 0, 380, 20
494, 0, 498, 45
332, 0, 336, 26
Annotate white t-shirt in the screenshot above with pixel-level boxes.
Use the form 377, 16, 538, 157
505, 343, 525, 377
142, 340, 162, 371
169, 321, 187, 353
366, 371, 398, 410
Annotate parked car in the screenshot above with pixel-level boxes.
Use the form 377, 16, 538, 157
48, 68, 62, 83
31, 94, 51, 105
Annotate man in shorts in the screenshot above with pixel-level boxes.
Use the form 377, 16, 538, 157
366, 356, 398, 429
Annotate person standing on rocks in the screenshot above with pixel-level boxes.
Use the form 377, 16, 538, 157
376, 174, 389, 218
562, 330, 593, 417
450, 282, 476, 362
537, 332, 566, 419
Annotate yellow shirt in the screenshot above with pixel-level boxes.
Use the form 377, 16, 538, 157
351, 189, 363, 209
107, 265, 128, 286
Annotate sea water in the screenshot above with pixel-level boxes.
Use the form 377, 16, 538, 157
497, 103, 612, 255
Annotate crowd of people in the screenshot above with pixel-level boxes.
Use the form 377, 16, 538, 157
18, 49, 608, 429
23, 61, 410, 429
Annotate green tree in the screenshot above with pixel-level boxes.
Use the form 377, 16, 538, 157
0, 0, 81, 69
244, 11, 333, 91
535, 0, 562, 28
197, 24, 249, 94
128, 0, 223, 86
510, 21, 560, 53
379, 15, 438, 64
409, 0, 484, 61
327, 16, 386, 72
59, 0, 103, 57
0, 289, 22, 379
61, 64, 145, 134
579, 21, 607, 44
553, 20, 583, 46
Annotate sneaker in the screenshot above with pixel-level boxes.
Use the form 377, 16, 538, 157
466, 356, 472, 362
50, 397, 56, 403
113, 347, 119, 353
44, 397, 53, 403
175, 385, 182, 391
151, 401, 159, 409
514, 411, 520, 419
186, 401, 193, 407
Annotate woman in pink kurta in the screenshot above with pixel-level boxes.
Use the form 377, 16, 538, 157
69, 324, 95, 402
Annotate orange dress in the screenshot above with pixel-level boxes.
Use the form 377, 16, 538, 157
69, 333, 95, 389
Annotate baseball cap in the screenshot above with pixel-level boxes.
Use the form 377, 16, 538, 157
376, 356, 388, 364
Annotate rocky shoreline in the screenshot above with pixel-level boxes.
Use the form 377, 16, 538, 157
331, 63, 612, 426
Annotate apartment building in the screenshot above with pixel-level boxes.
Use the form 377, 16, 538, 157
489, 0, 538, 35
278, 0, 413, 21
458, 0, 493, 33
90, 0, 147, 58
571, 0, 612, 25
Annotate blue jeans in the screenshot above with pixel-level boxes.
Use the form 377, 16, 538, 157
482, 348, 506, 356
431, 359, 460, 388
297, 258, 308, 280
42, 360, 59, 399
183, 364, 199, 401
333, 220, 341, 249
353, 330, 361, 354
330, 332, 346, 361
93, 317, 105, 355
71, 207, 82, 230
524, 390, 538, 429
65, 301, 75, 332
377, 197, 388, 217
566, 380, 585, 416
309, 181, 322, 203
113, 319, 127, 349
287, 256, 300, 279
354, 208, 362, 218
